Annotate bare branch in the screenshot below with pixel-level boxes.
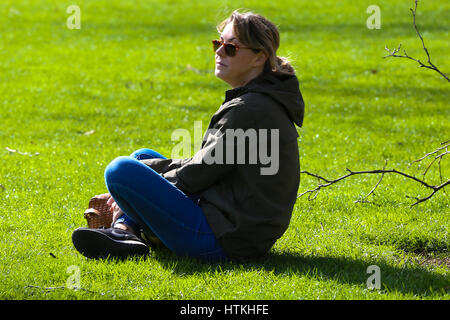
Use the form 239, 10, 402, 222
411, 142, 450, 164
407, 180, 450, 207
409, 140, 449, 183
383, 0, 449, 82
298, 161, 449, 207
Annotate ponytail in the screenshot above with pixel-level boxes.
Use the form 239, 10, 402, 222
264, 56, 296, 76
274, 56, 295, 75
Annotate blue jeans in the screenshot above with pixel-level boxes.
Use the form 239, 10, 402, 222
104, 148, 228, 261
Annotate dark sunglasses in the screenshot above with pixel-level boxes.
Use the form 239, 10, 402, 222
212, 39, 256, 57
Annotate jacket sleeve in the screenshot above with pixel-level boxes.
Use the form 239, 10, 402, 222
159, 103, 256, 195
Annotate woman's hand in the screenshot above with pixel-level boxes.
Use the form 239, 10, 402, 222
110, 199, 124, 224
96, 193, 124, 225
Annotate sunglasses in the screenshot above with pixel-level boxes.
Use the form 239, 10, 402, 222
212, 39, 256, 57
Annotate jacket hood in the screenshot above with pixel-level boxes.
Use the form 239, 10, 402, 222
245, 71, 305, 127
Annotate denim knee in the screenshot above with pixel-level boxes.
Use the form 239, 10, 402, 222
130, 148, 166, 160
104, 156, 137, 186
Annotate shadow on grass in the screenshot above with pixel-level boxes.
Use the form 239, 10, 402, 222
152, 249, 449, 297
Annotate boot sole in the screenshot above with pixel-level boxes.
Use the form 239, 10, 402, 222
72, 228, 149, 259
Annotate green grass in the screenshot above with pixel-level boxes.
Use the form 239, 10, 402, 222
0, 0, 449, 300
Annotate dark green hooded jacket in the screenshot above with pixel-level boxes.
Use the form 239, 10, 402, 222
141, 70, 305, 259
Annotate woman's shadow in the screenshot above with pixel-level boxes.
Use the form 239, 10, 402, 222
152, 249, 449, 297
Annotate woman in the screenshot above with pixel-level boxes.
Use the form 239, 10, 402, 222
72, 10, 305, 261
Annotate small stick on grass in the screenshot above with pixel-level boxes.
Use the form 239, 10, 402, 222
25, 285, 98, 294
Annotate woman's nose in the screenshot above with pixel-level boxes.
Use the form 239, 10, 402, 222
215, 44, 226, 57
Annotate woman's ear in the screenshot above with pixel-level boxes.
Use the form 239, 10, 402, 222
252, 51, 269, 68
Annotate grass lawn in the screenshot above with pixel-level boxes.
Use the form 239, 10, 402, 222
0, 0, 448, 300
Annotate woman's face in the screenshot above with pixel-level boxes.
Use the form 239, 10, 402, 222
214, 22, 267, 88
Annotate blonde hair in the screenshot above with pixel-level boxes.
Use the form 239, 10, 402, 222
217, 9, 295, 76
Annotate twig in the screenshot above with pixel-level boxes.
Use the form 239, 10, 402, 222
383, 0, 449, 82
410, 140, 449, 194
298, 162, 449, 207
405, 180, 449, 206
25, 285, 98, 294
354, 159, 388, 204
437, 157, 447, 196
26, 285, 66, 292
420, 150, 448, 179
410, 142, 450, 164
5, 147, 40, 157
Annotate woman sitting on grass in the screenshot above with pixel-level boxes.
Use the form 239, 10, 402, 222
72, 9, 305, 261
